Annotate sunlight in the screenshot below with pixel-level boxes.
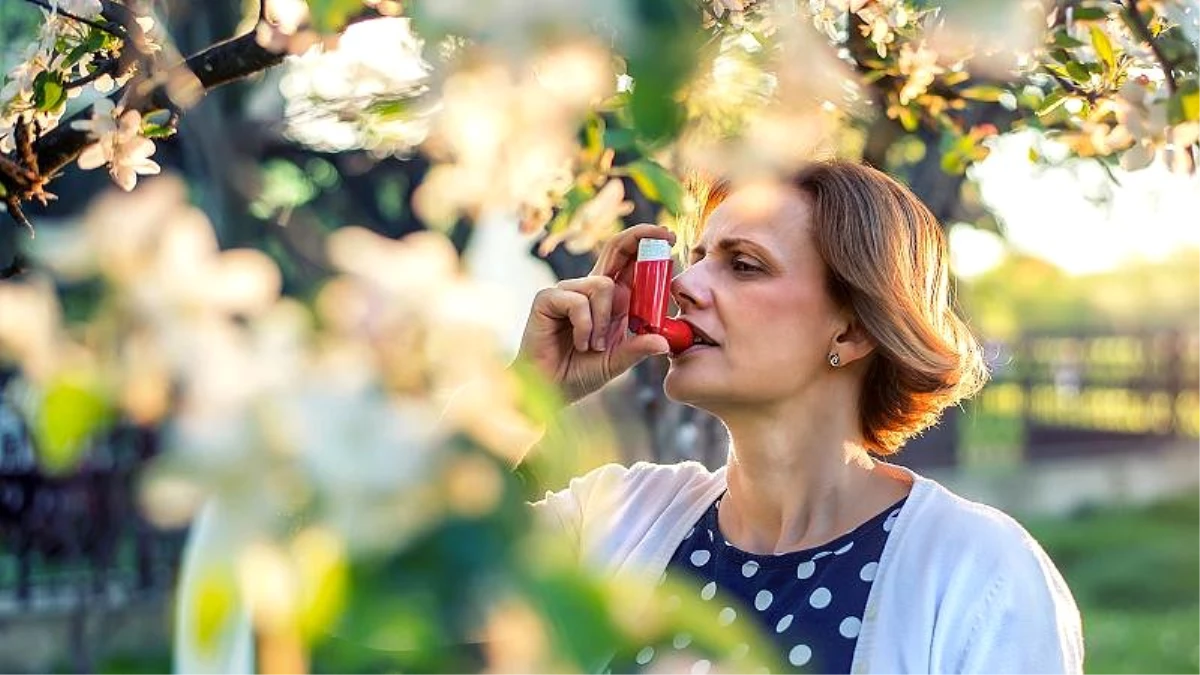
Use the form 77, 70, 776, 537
971, 130, 1200, 276
948, 224, 1007, 280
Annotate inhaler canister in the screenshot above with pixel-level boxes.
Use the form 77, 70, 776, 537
630, 239, 693, 355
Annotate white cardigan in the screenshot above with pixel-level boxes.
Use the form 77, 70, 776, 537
175, 460, 1083, 674
532, 460, 1084, 674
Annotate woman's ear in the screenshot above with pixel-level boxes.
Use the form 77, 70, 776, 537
830, 315, 875, 367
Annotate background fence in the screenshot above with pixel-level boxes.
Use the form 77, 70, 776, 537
0, 370, 186, 672
964, 328, 1200, 467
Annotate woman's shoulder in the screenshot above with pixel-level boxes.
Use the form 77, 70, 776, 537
569, 459, 724, 498
884, 472, 1083, 671
898, 471, 1061, 575
536, 459, 724, 513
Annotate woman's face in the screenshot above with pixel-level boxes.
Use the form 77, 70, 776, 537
663, 181, 846, 411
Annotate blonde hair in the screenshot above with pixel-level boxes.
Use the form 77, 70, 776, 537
694, 161, 989, 454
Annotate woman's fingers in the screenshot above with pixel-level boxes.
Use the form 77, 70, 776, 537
608, 332, 670, 376
555, 276, 614, 351
591, 223, 677, 280
533, 287, 593, 352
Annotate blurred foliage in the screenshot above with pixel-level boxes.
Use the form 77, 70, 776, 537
959, 247, 1200, 340
1021, 491, 1200, 674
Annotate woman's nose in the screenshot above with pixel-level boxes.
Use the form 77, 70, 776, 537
671, 266, 707, 310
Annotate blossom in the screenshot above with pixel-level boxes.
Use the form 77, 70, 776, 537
897, 42, 943, 105
256, 0, 319, 55
279, 18, 431, 152
538, 178, 634, 255
73, 99, 161, 191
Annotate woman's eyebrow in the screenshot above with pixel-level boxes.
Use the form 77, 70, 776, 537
713, 236, 769, 255
691, 236, 768, 257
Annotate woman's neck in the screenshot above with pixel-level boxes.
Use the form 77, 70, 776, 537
714, 395, 910, 555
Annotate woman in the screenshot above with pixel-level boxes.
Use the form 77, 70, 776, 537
516, 160, 1083, 673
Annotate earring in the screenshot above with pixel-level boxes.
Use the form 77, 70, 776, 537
828, 353, 841, 367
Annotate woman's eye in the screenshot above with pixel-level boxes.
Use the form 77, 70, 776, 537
731, 258, 761, 273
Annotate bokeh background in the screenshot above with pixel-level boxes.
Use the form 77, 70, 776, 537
0, 0, 1197, 673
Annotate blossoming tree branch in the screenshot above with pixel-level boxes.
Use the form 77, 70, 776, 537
0, 0, 1196, 243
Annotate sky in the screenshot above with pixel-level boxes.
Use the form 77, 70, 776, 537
953, 131, 1200, 278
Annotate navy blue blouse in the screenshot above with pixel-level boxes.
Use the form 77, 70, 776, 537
620, 494, 906, 674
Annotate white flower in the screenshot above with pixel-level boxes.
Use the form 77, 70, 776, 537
711, 0, 747, 18
74, 100, 161, 191
897, 42, 943, 105
537, 178, 634, 255
71, 97, 118, 137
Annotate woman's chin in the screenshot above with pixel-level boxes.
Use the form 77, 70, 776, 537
662, 370, 718, 406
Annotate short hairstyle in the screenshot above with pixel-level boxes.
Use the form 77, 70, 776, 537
689, 160, 989, 454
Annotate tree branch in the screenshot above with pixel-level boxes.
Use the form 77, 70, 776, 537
32, 32, 286, 179
62, 58, 118, 90
1122, 0, 1196, 173
1122, 0, 1177, 95
19, 0, 120, 37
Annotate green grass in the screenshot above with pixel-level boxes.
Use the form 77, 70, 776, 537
1019, 491, 1200, 674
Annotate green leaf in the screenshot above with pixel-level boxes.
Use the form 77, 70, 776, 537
34, 374, 112, 475
959, 85, 1006, 102
1052, 31, 1087, 49
524, 568, 623, 672
365, 97, 420, 119
940, 150, 967, 175
1071, 6, 1108, 21
141, 110, 175, 138
628, 71, 686, 146
942, 70, 970, 86
1173, 80, 1199, 123
1037, 90, 1067, 116
32, 71, 67, 113
1064, 61, 1091, 82
897, 105, 919, 132
626, 159, 684, 215
603, 126, 637, 151
1090, 26, 1116, 73
582, 114, 605, 161
1049, 49, 1073, 66
307, 0, 362, 33
189, 565, 238, 657
141, 123, 174, 139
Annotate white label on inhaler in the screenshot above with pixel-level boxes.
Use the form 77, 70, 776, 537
637, 238, 672, 261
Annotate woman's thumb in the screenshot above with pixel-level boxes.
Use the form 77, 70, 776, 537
609, 333, 670, 375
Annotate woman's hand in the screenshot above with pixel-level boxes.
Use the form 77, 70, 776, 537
517, 224, 675, 403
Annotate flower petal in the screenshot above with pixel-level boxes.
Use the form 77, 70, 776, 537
78, 143, 109, 170
112, 165, 137, 191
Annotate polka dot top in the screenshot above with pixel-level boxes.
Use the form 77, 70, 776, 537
626, 493, 906, 674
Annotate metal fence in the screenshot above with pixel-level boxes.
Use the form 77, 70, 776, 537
974, 328, 1199, 461
0, 372, 186, 670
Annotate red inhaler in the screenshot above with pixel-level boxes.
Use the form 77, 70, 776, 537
629, 239, 694, 355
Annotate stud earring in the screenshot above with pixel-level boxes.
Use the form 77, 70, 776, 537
828, 353, 841, 367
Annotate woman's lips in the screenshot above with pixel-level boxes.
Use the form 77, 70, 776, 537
680, 320, 719, 347
668, 342, 717, 359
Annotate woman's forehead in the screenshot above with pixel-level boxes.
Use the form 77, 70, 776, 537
698, 181, 812, 248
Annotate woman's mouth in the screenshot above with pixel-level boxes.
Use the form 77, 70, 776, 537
668, 322, 719, 358
685, 322, 720, 348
